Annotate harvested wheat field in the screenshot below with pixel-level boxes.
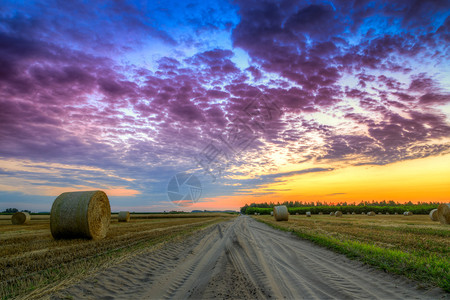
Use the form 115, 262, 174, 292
1, 213, 449, 299
44, 215, 449, 299
0, 213, 233, 299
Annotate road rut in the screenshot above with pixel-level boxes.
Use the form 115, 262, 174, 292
53, 216, 448, 299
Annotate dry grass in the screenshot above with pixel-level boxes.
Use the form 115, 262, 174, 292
50, 191, 111, 240
273, 205, 288, 221
256, 214, 449, 252
0, 214, 234, 299
112, 212, 233, 219
11, 212, 30, 225
254, 214, 449, 291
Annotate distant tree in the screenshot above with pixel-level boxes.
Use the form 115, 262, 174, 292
3, 208, 18, 213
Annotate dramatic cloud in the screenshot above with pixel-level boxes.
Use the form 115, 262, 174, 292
0, 0, 449, 211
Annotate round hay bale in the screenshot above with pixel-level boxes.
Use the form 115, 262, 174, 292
437, 203, 450, 224
361, 212, 366, 215
429, 209, 438, 221
270, 211, 273, 216
273, 205, 289, 221
295, 212, 299, 215
386, 212, 389, 215
404, 211, 413, 216
378, 212, 382, 215
11, 212, 31, 225
394, 212, 398, 215
329, 212, 334, 216
318, 212, 323, 215
335, 211, 343, 217
50, 191, 111, 240
367, 211, 375, 216
118, 211, 130, 222
352, 212, 355, 215
306, 211, 311, 217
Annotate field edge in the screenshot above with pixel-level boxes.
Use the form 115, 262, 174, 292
253, 216, 450, 293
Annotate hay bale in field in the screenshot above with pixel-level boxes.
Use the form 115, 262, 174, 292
11, 212, 31, 225
330, 212, 334, 216
394, 212, 398, 215
429, 209, 438, 221
386, 212, 389, 215
270, 211, 273, 216
361, 212, 365, 215
295, 212, 299, 215
437, 203, 450, 224
50, 191, 111, 240
352, 212, 355, 215
404, 211, 413, 216
367, 211, 375, 216
118, 211, 130, 222
378, 212, 382, 215
306, 211, 311, 217
335, 211, 343, 217
273, 205, 289, 221
318, 212, 323, 215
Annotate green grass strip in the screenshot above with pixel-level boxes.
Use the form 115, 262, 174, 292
256, 218, 450, 293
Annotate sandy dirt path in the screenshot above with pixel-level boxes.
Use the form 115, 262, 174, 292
53, 216, 448, 299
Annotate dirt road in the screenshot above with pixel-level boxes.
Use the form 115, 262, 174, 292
54, 216, 447, 299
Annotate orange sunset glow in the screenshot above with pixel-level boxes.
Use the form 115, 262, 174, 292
1, 0, 449, 212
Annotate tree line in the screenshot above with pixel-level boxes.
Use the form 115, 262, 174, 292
241, 200, 442, 215
1, 208, 32, 213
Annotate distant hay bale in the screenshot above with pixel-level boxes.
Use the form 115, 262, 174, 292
429, 209, 438, 221
270, 211, 273, 216
347, 212, 350, 215
361, 212, 366, 215
386, 212, 389, 215
437, 203, 450, 224
352, 212, 355, 215
118, 211, 130, 222
273, 205, 289, 221
11, 212, 31, 225
318, 212, 323, 215
295, 212, 299, 215
330, 212, 334, 216
378, 212, 382, 215
335, 211, 343, 217
50, 191, 111, 240
367, 211, 375, 216
306, 211, 311, 217
394, 212, 398, 215
254, 212, 257, 215
404, 211, 413, 216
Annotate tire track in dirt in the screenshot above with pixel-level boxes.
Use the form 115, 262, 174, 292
52, 216, 448, 300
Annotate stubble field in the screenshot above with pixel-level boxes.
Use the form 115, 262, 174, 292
0, 213, 234, 299
254, 213, 450, 292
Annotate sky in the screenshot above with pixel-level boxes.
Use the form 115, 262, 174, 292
0, 0, 449, 212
